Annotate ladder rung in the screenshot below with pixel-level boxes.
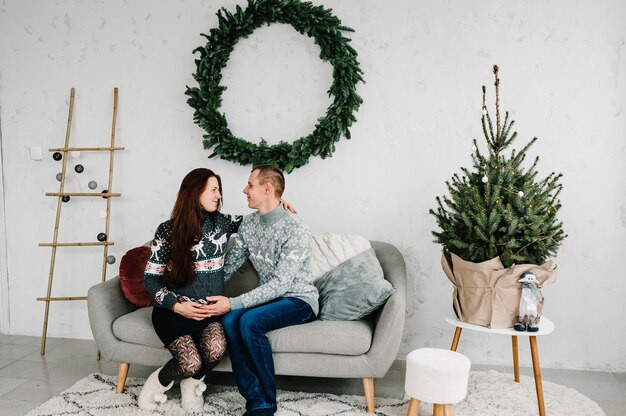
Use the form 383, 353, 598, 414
48, 147, 124, 151
37, 296, 87, 301
45, 192, 121, 197
39, 242, 114, 247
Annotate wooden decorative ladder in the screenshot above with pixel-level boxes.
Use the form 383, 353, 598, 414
37, 87, 124, 355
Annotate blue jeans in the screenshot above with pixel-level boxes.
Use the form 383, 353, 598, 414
222, 297, 316, 413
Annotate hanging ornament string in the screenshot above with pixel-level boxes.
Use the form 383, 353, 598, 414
185, 0, 364, 173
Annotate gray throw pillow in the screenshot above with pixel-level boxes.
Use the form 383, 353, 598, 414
314, 248, 395, 321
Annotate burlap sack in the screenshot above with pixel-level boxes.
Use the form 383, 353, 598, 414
441, 252, 557, 328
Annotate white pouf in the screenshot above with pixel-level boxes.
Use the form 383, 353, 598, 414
405, 348, 471, 405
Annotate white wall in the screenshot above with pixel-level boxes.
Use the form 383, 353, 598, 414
0, 96, 8, 334
0, 0, 624, 371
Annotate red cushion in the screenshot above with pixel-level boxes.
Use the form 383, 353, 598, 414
119, 246, 153, 307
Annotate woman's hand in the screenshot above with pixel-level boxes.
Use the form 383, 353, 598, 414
173, 301, 212, 321
281, 199, 298, 214
204, 296, 232, 316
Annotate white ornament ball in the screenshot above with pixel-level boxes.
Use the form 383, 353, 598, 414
106, 255, 116, 265
518, 191, 524, 197
472, 145, 477, 152
88, 180, 98, 190
482, 108, 488, 116
481, 175, 488, 183
71, 151, 81, 158
98, 210, 108, 218
56, 173, 62, 181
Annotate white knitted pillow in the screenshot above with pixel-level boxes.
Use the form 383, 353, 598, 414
310, 233, 371, 279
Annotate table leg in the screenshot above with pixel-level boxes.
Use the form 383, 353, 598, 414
529, 336, 546, 416
512, 335, 520, 382
406, 397, 420, 416
450, 327, 462, 351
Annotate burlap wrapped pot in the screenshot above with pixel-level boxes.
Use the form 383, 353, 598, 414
441, 252, 557, 329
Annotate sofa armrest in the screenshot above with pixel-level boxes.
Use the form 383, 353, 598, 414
87, 276, 138, 359
366, 241, 407, 377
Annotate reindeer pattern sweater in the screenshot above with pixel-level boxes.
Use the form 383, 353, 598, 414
144, 212, 242, 310
224, 204, 319, 315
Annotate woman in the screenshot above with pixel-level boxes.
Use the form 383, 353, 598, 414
138, 168, 294, 411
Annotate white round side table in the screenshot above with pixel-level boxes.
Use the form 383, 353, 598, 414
445, 316, 555, 416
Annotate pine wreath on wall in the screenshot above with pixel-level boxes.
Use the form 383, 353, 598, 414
185, 0, 364, 173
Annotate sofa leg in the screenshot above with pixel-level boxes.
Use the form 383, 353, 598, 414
362, 377, 375, 413
116, 362, 130, 394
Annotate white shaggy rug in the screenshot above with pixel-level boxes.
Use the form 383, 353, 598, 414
25, 370, 604, 416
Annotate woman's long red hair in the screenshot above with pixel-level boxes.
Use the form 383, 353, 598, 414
165, 168, 222, 288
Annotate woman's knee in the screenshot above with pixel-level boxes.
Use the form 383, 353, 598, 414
203, 323, 227, 361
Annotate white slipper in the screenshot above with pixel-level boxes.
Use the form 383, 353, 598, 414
180, 375, 207, 412
138, 367, 173, 410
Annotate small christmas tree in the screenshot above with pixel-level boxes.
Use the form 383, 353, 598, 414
430, 66, 566, 268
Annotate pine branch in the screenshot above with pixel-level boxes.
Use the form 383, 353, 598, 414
494, 65, 501, 141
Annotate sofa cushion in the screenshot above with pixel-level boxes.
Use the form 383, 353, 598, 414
113, 307, 163, 348
310, 233, 371, 279
268, 319, 373, 355
224, 258, 260, 298
119, 246, 153, 307
315, 248, 395, 321
112, 307, 373, 355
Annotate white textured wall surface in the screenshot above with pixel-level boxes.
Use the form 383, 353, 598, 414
0, 0, 625, 371
0, 96, 7, 333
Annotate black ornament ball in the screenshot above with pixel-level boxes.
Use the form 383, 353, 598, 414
74, 164, 84, 173
61, 195, 70, 203
101, 190, 109, 199
106, 255, 116, 264
97, 233, 107, 242
53, 152, 63, 161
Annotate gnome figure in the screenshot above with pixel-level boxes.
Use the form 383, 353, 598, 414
513, 271, 543, 332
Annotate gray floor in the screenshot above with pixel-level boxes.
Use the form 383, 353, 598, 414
0, 334, 624, 416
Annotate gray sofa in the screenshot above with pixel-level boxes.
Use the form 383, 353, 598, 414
87, 240, 406, 413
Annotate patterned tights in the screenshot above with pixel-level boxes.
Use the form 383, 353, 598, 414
158, 322, 226, 386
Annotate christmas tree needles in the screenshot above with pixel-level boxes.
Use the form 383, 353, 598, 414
430, 65, 566, 268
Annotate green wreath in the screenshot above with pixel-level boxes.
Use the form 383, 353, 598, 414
185, 0, 364, 173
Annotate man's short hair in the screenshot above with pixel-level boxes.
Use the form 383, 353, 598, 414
253, 165, 285, 198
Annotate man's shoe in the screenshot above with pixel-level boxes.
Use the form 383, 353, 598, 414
180, 376, 207, 412
138, 367, 173, 410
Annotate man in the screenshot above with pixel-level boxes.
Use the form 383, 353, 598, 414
205, 165, 318, 416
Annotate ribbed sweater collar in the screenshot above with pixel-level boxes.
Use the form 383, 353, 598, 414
259, 203, 287, 225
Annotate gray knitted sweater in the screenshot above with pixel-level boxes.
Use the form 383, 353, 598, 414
224, 204, 319, 315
